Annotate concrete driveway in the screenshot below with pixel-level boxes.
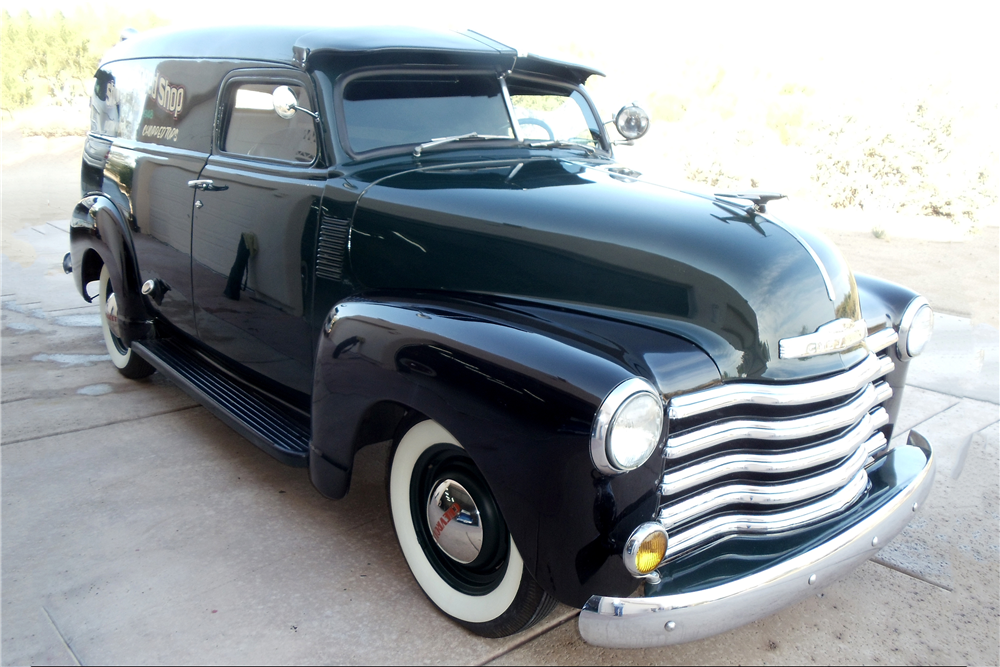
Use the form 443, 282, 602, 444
2, 215, 997, 665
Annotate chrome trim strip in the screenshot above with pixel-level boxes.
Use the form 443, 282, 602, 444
623, 523, 669, 578
763, 214, 836, 301
590, 377, 664, 475
578, 434, 935, 648
865, 327, 899, 354
498, 76, 523, 142
666, 381, 892, 459
658, 443, 869, 530
865, 430, 889, 458
667, 353, 893, 421
660, 409, 889, 496
662, 467, 869, 557
897, 295, 931, 361
779, 318, 867, 360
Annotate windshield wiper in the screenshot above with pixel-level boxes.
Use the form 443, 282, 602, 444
526, 140, 597, 156
413, 133, 512, 157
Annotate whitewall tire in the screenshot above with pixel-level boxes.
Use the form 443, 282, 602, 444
98, 264, 154, 379
388, 419, 555, 637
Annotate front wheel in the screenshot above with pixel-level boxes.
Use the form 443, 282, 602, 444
388, 419, 556, 637
98, 264, 155, 379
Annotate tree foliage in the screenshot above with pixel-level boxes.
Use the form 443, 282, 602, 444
1, 8, 166, 111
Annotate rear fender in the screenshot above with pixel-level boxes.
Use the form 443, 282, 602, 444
69, 195, 149, 344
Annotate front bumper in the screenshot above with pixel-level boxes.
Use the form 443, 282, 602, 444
579, 430, 935, 648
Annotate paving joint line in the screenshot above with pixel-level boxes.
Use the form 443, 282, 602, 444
902, 392, 998, 438
42, 606, 83, 666
951, 418, 1000, 479
44, 305, 99, 314
475, 611, 579, 666
906, 381, 999, 405
870, 557, 954, 592
0, 405, 200, 446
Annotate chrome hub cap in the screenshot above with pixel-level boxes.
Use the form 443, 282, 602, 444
426, 479, 483, 564
105, 292, 122, 339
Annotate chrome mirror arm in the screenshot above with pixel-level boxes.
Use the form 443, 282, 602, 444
291, 105, 320, 122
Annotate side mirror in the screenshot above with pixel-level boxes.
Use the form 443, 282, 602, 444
272, 86, 320, 122
272, 86, 299, 119
614, 104, 650, 141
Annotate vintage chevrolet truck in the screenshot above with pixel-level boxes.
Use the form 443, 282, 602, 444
66, 25, 936, 647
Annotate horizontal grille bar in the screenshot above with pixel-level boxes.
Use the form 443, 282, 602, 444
666, 381, 892, 459
661, 469, 870, 559
660, 408, 889, 496
865, 327, 899, 353
654, 345, 896, 565
668, 352, 893, 421
659, 440, 870, 530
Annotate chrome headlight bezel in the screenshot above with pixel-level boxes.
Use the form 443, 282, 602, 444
623, 521, 669, 578
896, 296, 934, 361
591, 377, 664, 475
614, 104, 650, 141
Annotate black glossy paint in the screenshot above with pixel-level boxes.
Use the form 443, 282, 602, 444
100, 25, 519, 71
854, 273, 920, 434
311, 293, 719, 605
190, 155, 324, 396
350, 157, 865, 381
67, 26, 931, 611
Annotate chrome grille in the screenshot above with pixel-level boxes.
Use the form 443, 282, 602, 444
657, 331, 898, 562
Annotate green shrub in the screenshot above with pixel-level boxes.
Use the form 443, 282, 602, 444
1, 8, 166, 112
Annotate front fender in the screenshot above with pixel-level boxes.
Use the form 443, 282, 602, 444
69, 195, 148, 344
855, 273, 923, 434
310, 292, 720, 606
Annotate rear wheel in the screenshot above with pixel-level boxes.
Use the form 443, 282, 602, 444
98, 264, 155, 379
388, 419, 556, 637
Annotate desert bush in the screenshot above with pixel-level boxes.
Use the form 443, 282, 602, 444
810, 99, 997, 223
1, 8, 165, 112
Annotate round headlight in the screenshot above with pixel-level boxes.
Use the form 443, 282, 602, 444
897, 297, 934, 360
591, 378, 664, 475
614, 104, 650, 141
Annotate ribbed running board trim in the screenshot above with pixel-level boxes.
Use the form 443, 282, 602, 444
133, 339, 310, 467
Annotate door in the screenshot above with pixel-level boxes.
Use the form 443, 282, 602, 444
100, 57, 236, 337
190, 73, 326, 397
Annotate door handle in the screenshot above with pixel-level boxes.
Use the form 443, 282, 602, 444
187, 179, 228, 191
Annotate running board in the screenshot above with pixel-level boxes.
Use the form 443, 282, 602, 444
132, 339, 310, 467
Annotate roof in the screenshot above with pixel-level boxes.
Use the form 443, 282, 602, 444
99, 25, 602, 83
101, 25, 514, 66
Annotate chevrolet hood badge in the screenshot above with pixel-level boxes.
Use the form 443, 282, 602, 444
779, 318, 868, 359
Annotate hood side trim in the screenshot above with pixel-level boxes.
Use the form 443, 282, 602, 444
762, 214, 836, 301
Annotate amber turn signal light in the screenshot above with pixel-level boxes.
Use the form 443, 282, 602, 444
624, 523, 668, 577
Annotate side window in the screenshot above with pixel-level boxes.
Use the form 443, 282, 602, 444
223, 83, 317, 163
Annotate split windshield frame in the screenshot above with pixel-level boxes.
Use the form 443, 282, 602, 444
330, 65, 611, 161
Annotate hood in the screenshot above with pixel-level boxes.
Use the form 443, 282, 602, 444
349, 158, 865, 380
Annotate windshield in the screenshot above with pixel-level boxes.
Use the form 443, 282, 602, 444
341, 74, 515, 153
507, 79, 603, 149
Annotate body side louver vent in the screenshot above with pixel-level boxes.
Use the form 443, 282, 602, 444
316, 215, 350, 281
